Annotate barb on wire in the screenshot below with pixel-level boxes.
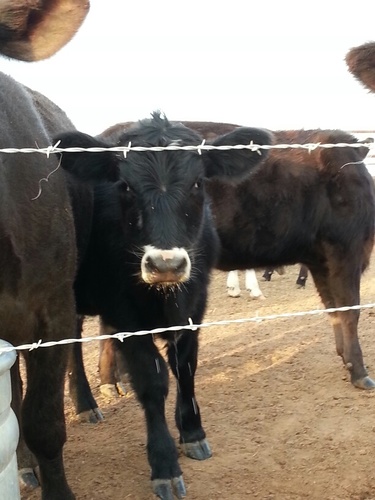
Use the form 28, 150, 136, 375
123, 142, 131, 158
45, 140, 61, 158
0, 302, 374, 355
197, 139, 206, 155
307, 142, 321, 153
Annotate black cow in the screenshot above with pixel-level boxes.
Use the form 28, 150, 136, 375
57, 112, 273, 499
14, 83, 103, 493
0, 1, 89, 500
12, 85, 104, 494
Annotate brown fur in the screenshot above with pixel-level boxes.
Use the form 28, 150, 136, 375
0, 0, 89, 61
346, 41, 375, 92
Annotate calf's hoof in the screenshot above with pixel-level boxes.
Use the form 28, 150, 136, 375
100, 383, 120, 398
352, 375, 375, 390
19, 468, 39, 492
152, 476, 186, 500
181, 438, 212, 460
227, 287, 240, 298
116, 381, 127, 396
100, 382, 127, 398
249, 291, 266, 300
78, 407, 104, 423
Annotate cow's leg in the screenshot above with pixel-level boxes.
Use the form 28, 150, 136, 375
308, 264, 344, 354
119, 335, 186, 499
296, 264, 308, 288
226, 270, 241, 297
245, 269, 265, 299
99, 320, 128, 398
166, 331, 212, 462
22, 345, 75, 500
309, 260, 374, 389
99, 339, 118, 398
262, 267, 274, 281
11, 358, 39, 492
99, 339, 128, 398
113, 342, 129, 394
67, 316, 103, 423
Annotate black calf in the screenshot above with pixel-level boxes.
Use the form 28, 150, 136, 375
58, 112, 272, 498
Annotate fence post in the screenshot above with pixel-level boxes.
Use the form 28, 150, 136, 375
0, 340, 20, 499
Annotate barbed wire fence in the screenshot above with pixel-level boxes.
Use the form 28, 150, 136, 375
0, 139, 374, 156
0, 136, 375, 355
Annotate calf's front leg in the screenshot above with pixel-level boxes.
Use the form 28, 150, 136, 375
167, 331, 212, 461
119, 335, 186, 499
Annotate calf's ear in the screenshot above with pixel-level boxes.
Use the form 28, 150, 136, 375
202, 127, 273, 180
55, 131, 120, 183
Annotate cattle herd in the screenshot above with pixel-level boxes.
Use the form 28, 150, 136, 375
1, 2, 375, 500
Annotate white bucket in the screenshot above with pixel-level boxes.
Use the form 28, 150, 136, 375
0, 340, 20, 499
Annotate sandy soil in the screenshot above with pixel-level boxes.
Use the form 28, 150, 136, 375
22, 262, 375, 500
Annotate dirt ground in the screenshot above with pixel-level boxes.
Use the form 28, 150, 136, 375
23, 262, 375, 500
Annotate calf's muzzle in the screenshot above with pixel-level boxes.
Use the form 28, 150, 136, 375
141, 247, 191, 284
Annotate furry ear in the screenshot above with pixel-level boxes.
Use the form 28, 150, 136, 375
202, 127, 273, 180
346, 41, 375, 93
56, 131, 120, 183
0, 0, 89, 61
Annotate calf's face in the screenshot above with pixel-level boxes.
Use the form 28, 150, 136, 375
117, 147, 206, 285
58, 114, 272, 286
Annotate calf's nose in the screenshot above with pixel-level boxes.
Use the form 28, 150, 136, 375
141, 248, 191, 284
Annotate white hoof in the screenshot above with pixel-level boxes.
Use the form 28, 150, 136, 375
249, 291, 266, 300
227, 286, 241, 297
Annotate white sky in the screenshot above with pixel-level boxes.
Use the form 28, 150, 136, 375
2, 0, 375, 136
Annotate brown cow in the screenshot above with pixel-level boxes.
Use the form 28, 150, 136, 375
0, 1, 89, 499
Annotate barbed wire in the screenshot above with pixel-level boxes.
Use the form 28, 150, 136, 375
0, 302, 374, 355
0, 137, 373, 356
0, 141, 375, 157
